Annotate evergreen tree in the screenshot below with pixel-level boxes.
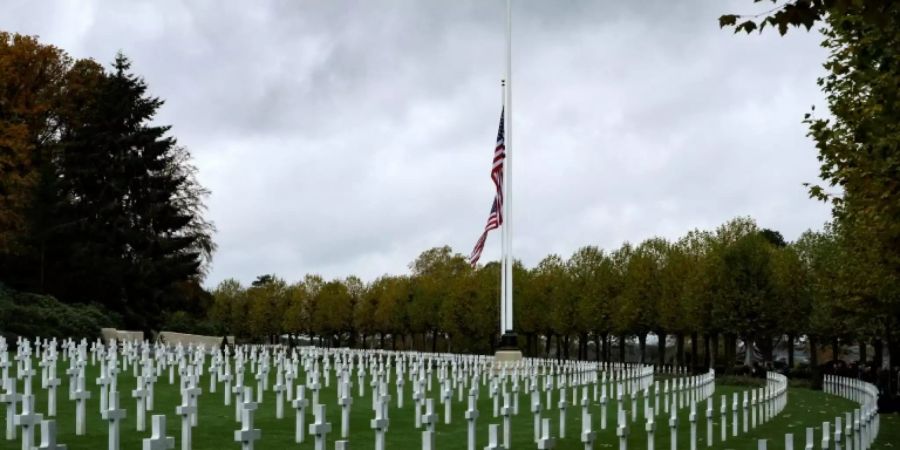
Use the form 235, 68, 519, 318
50, 54, 213, 329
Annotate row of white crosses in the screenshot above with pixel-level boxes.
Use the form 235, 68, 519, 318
757, 373, 880, 450
7, 343, 680, 448
821, 374, 880, 450
4, 336, 805, 450
1, 337, 692, 450
614, 371, 789, 450
1, 337, 68, 450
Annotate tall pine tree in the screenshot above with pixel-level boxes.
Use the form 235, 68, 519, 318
50, 54, 214, 329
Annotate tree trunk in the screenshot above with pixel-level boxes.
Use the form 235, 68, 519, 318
603, 335, 610, 362
726, 333, 737, 369
432, 329, 438, 353
638, 333, 647, 364
690, 332, 699, 373
657, 331, 667, 367
873, 338, 884, 369
578, 332, 590, 361
545, 333, 553, 358
859, 339, 867, 365
618, 334, 626, 363
595, 332, 602, 362
703, 334, 711, 369
809, 336, 821, 389
760, 335, 775, 362
831, 337, 840, 363
676, 334, 685, 368
711, 333, 719, 369
563, 335, 571, 360
787, 334, 795, 368
743, 336, 754, 366
887, 334, 899, 396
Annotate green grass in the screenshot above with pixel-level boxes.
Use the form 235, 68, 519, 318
0, 356, 890, 450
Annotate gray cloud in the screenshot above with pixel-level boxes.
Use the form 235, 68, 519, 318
2, 0, 832, 286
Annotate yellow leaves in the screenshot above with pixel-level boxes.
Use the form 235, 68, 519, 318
0, 31, 72, 253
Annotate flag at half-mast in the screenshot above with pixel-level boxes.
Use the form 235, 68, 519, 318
469, 108, 505, 266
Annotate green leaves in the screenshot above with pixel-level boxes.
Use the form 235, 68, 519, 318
719, 14, 739, 27
0, 34, 215, 330
735, 20, 758, 34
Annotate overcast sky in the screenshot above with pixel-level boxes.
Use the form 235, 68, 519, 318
3, 1, 832, 287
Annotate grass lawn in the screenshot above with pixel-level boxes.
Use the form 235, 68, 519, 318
2, 356, 891, 450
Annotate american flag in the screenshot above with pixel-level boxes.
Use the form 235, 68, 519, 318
469, 109, 505, 266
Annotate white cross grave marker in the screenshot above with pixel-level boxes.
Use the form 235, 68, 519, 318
371, 399, 389, 450
465, 391, 479, 450
176, 389, 196, 450
15, 394, 42, 450
132, 376, 148, 432
309, 404, 332, 450
143, 415, 174, 450
72, 373, 90, 436
689, 401, 698, 450
36, 420, 65, 450
1, 378, 21, 440
616, 408, 629, 450
485, 423, 505, 450
340, 381, 352, 438
538, 418, 556, 450
532, 391, 543, 443
582, 412, 597, 450
422, 398, 438, 434
558, 387, 568, 439
669, 404, 680, 450
292, 386, 309, 443
646, 408, 656, 450
501, 392, 513, 449
102, 390, 127, 450
234, 387, 261, 450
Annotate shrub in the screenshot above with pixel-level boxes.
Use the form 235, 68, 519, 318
0, 284, 118, 340
715, 375, 766, 387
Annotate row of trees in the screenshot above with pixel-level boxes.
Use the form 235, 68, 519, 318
719, 0, 900, 389
210, 216, 896, 372
0, 32, 214, 329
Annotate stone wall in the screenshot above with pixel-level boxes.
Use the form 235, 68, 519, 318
157, 331, 233, 348
100, 328, 144, 343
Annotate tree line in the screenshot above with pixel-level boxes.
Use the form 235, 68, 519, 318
0, 32, 214, 330
210, 216, 896, 375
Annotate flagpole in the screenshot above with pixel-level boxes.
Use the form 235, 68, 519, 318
500, 78, 508, 337
504, 0, 512, 336
499, 0, 518, 351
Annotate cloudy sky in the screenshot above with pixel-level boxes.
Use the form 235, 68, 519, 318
4, 1, 832, 286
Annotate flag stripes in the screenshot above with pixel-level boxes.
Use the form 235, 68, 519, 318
469, 109, 505, 266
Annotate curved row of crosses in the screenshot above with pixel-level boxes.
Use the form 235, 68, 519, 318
762, 375, 881, 450
0, 337, 882, 450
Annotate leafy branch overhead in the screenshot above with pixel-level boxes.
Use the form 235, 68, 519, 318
719, 0, 891, 35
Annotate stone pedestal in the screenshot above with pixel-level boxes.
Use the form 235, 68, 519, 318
494, 350, 523, 365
